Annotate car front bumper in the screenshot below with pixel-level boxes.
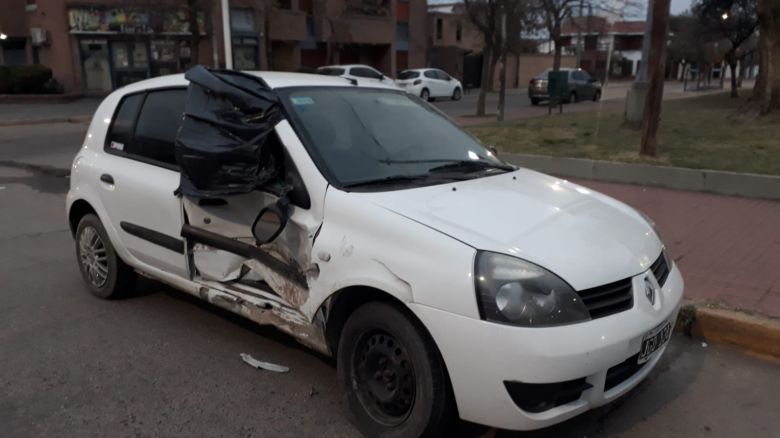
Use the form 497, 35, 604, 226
409, 263, 684, 431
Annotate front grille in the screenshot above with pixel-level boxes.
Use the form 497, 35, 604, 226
576, 277, 634, 320
504, 378, 592, 413
605, 353, 646, 391
650, 251, 670, 286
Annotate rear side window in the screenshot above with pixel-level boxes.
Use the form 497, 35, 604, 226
352, 67, 382, 79
435, 70, 451, 81
424, 70, 437, 79
397, 70, 419, 79
133, 90, 186, 166
106, 94, 142, 153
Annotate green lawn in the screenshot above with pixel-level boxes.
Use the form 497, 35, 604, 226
467, 93, 780, 176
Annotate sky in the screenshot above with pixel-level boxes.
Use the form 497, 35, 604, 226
427, 0, 694, 17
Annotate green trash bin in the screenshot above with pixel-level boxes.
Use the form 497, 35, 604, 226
547, 70, 568, 104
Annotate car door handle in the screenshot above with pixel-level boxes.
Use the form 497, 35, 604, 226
100, 174, 114, 184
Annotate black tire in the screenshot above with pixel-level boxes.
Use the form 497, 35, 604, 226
337, 302, 454, 438
531, 98, 540, 106
420, 88, 430, 101
569, 91, 577, 104
593, 90, 601, 102
451, 87, 462, 101
75, 214, 136, 299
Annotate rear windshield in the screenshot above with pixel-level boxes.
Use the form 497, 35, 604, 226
397, 71, 419, 79
317, 67, 345, 76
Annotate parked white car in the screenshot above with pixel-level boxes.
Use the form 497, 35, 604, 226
395, 68, 463, 101
317, 64, 396, 86
67, 69, 683, 437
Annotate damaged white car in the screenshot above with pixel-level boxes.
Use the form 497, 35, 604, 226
67, 67, 683, 437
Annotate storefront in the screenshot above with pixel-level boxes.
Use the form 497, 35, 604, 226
68, 6, 205, 93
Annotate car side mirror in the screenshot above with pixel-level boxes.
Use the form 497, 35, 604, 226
252, 202, 288, 244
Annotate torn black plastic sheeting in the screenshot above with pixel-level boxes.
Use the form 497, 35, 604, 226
174, 65, 285, 199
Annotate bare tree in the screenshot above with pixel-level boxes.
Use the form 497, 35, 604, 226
533, 0, 578, 72
693, 0, 759, 97
463, 0, 502, 116
746, 0, 780, 115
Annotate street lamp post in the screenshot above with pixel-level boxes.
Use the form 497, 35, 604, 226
221, 0, 233, 69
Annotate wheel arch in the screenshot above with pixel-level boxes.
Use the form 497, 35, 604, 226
68, 199, 98, 236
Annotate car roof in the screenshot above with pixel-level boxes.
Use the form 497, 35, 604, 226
112, 70, 397, 95
318, 64, 376, 70
401, 68, 438, 72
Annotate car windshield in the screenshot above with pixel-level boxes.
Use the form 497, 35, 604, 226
318, 67, 345, 76
397, 71, 419, 80
281, 88, 510, 188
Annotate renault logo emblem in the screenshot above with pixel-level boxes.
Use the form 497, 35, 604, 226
644, 277, 656, 305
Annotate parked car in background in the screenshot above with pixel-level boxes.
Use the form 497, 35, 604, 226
395, 68, 462, 101
317, 64, 396, 86
528, 68, 602, 105
68, 69, 682, 438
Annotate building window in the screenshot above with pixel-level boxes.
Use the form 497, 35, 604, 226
346, 0, 390, 16
230, 8, 255, 33
436, 18, 443, 40
275, 0, 292, 9
2, 38, 28, 66
230, 8, 258, 70
396, 22, 409, 51
456, 22, 462, 42
396, 0, 409, 22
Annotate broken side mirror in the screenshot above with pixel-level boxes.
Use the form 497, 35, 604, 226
252, 202, 288, 244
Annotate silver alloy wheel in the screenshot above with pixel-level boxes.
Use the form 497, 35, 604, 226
79, 226, 108, 288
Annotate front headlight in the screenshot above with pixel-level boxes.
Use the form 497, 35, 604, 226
475, 251, 590, 327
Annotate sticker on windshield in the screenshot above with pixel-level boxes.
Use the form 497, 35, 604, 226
290, 96, 314, 106
109, 141, 124, 151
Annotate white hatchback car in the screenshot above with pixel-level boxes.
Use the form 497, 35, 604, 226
67, 68, 683, 437
317, 64, 396, 87
395, 68, 463, 101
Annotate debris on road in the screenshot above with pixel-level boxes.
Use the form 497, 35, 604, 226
240, 353, 290, 373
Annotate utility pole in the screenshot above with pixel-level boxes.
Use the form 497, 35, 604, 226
625, 0, 654, 123
497, 10, 507, 121
576, 0, 584, 67
221, 0, 233, 69
639, 0, 671, 157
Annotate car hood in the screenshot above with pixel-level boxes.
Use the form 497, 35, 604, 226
366, 169, 662, 290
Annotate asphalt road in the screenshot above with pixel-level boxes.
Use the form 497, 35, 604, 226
2, 122, 780, 437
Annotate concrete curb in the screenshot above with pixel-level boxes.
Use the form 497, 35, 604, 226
677, 302, 780, 360
0, 116, 91, 127
500, 152, 780, 200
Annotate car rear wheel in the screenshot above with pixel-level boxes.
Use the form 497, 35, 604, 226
338, 302, 454, 438
420, 88, 430, 101
593, 90, 601, 101
75, 214, 136, 299
531, 98, 540, 106
569, 91, 577, 104
451, 87, 462, 101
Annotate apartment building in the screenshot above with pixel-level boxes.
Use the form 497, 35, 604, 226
0, 0, 426, 95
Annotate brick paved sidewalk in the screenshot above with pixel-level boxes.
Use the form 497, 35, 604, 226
574, 178, 780, 319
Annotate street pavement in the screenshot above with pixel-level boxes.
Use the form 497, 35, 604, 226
2, 122, 780, 437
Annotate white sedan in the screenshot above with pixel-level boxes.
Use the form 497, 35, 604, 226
395, 68, 463, 101
317, 64, 396, 87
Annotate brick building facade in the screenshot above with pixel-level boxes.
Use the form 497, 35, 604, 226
0, 0, 426, 95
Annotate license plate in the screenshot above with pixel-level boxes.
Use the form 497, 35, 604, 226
637, 320, 672, 364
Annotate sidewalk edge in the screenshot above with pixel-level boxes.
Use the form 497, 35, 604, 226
677, 301, 780, 359
500, 152, 780, 200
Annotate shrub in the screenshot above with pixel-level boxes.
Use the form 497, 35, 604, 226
0, 65, 61, 94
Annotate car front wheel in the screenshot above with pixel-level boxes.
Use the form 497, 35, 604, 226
75, 214, 136, 299
337, 302, 454, 438
451, 87, 462, 101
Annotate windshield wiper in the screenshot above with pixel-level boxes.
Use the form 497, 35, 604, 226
341, 174, 431, 189
425, 160, 515, 173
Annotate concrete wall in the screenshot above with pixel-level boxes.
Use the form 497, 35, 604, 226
492, 54, 577, 89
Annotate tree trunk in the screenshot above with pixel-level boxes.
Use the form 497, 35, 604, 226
639, 0, 671, 157
497, 14, 507, 122
747, 0, 780, 115
553, 41, 562, 71
730, 62, 739, 98
487, 52, 498, 91
476, 46, 492, 116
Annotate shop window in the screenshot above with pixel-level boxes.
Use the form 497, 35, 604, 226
133, 89, 187, 166
230, 8, 256, 33
233, 37, 259, 70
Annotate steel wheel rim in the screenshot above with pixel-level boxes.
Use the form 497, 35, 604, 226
352, 330, 416, 426
79, 226, 108, 288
